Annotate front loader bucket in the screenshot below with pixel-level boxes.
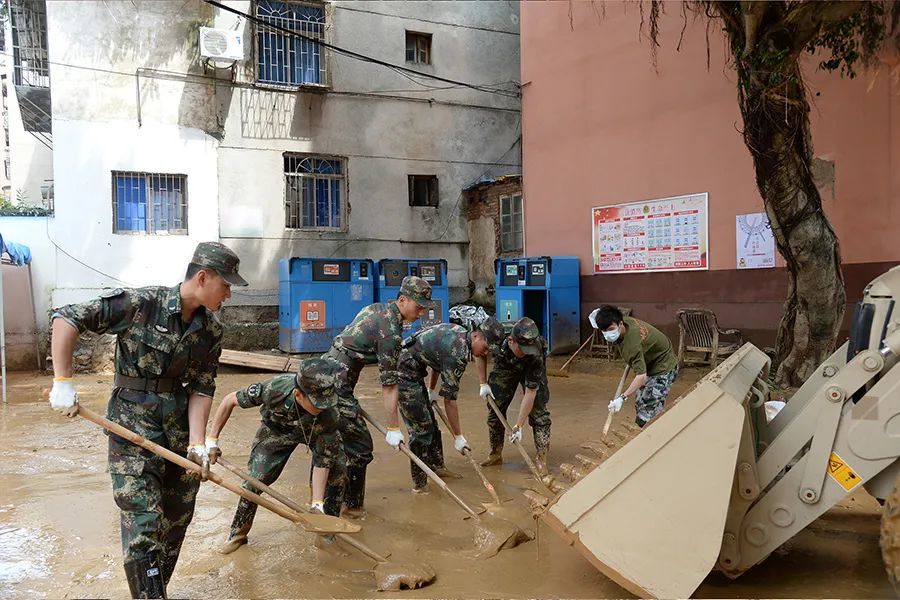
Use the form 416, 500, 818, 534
541, 345, 770, 598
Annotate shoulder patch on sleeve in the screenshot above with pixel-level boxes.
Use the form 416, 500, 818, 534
99, 288, 126, 299
246, 383, 262, 399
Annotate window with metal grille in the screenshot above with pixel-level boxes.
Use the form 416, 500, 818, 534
284, 154, 345, 230
405, 31, 431, 65
408, 175, 438, 207
500, 193, 524, 252
10, 0, 50, 88
256, 0, 327, 87
112, 172, 188, 235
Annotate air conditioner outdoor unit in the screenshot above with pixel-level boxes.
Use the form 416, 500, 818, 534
199, 27, 245, 62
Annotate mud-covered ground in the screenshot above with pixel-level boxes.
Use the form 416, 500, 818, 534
0, 359, 893, 598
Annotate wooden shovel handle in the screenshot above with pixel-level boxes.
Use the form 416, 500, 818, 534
359, 407, 481, 519
559, 335, 593, 372
430, 399, 502, 504
73, 404, 359, 535
215, 456, 386, 563
603, 365, 632, 437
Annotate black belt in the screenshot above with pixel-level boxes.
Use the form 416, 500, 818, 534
327, 347, 360, 369
114, 373, 182, 393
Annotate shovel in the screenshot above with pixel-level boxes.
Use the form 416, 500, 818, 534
547, 335, 593, 378
359, 407, 533, 557
429, 399, 502, 505
215, 456, 435, 591
71, 404, 358, 535
483, 393, 556, 495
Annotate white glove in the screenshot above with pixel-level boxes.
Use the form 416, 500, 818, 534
49, 377, 79, 417
454, 435, 470, 454
205, 437, 221, 464
588, 308, 601, 330
309, 501, 325, 514
479, 383, 493, 400
187, 444, 211, 481
508, 425, 523, 444
428, 388, 440, 403
385, 428, 404, 449
608, 395, 625, 414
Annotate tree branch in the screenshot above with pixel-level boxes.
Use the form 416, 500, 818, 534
740, 0, 768, 56
782, 1, 868, 53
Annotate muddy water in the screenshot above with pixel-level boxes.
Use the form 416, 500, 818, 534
0, 362, 894, 598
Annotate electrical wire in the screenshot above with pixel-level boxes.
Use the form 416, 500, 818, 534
205, 0, 521, 99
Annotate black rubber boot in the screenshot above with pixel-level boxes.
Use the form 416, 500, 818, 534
124, 553, 167, 599
323, 480, 344, 517
343, 465, 367, 516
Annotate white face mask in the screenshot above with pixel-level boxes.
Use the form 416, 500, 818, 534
602, 328, 620, 343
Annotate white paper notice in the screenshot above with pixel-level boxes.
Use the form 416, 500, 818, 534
736, 212, 775, 269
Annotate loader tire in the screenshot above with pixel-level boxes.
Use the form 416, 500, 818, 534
880, 476, 900, 595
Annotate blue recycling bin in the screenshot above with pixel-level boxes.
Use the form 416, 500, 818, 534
495, 256, 580, 355
376, 258, 449, 338
279, 257, 375, 353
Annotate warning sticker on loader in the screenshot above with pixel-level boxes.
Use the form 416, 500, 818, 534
827, 452, 863, 492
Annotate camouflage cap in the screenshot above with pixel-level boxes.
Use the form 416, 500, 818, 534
399, 275, 434, 308
511, 317, 542, 356
191, 242, 248, 287
295, 356, 340, 410
477, 316, 505, 348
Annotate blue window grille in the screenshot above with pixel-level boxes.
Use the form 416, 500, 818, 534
284, 154, 344, 230
113, 172, 187, 234
256, 1, 327, 87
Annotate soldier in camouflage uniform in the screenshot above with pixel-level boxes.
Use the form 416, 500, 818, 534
324, 275, 433, 517
477, 317, 552, 476
48, 242, 247, 599
397, 317, 506, 491
589, 305, 678, 427
205, 357, 346, 554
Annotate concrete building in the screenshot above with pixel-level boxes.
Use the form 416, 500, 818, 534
520, 1, 899, 344
5, 0, 520, 362
3, 0, 54, 207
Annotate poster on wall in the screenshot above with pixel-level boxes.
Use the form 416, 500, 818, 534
591, 192, 709, 274
735, 212, 775, 269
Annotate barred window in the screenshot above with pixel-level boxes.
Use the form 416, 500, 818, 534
10, 0, 50, 88
256, 0, 327, 87
284, 154, 345, 230
112, 172, 187, 235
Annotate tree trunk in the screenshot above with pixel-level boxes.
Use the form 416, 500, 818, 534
735, 58, 845, 387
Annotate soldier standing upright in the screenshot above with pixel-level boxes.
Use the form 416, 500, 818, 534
324, 275, 433, 517
397, 317, 505, 491
47, 242, 246, 599
477, 317, 552, 476
208, 356, 346, 554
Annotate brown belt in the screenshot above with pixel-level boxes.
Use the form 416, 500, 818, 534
114, 373, 182, 393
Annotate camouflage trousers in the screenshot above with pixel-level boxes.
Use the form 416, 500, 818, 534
231, 418, 348, 531
486, 368, 551, 456
398, 374, 445, 488
333, 362, 374, 469
635, 368, 678, 427
107, 389, 198, 576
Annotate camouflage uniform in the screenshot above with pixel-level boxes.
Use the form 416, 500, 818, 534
486, 319, 552, 459
397, 323, 472, 488
50, 242, 244, 598
324, 275, 434, 511
227, 359, 346, 543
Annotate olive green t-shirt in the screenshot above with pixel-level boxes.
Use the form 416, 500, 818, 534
616, 317, 677, 376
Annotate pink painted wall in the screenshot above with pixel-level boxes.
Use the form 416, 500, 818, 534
521, 1, 900, 272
